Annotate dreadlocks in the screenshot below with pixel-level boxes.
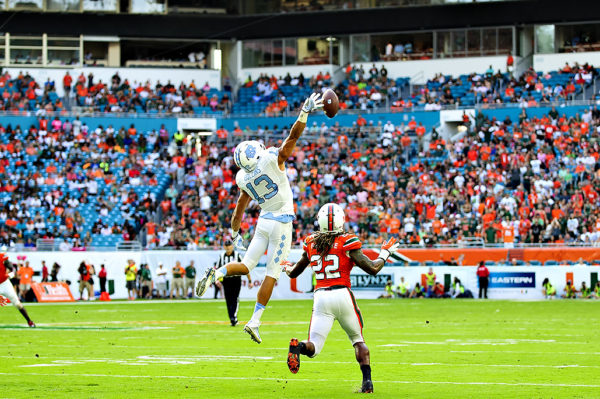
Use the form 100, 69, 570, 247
312, 230, 344, 259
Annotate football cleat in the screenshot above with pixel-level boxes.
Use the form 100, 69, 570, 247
243, 323, 262, 344
195, 268, 215, 297
361, 380, 374, 393
28, 320, 36, 328
287, 338, 300, 374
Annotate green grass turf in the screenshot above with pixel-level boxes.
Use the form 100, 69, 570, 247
1, 299, 599, 398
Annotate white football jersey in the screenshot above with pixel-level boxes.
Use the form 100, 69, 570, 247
236, 147, 295, 221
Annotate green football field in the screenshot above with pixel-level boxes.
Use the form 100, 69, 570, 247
1, 298, 599, 398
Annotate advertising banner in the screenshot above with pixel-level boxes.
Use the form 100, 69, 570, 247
488, 272, 536, 288
31, 282, 75, 302
350, 274, 394, 290
5, 251, 598, 300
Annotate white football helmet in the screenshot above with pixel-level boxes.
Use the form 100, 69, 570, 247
317, 203, 345, 233
234, 141, 265, 173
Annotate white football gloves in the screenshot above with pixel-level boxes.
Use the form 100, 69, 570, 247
232, 230, 247, 252
301, 93, 324, 113
377, 238, 400, 262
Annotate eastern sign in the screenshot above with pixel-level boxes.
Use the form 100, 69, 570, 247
488, 272, 536, 288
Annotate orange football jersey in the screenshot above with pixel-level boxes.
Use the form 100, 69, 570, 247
303, 233, 362, 289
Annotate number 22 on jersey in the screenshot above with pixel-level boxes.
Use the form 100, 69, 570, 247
310, 254, 341, 280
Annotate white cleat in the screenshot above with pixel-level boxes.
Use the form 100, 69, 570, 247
244, 323, 262, 344
195, 268, 215, 297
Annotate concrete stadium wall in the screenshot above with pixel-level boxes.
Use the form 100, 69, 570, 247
4, 250, 312, 301
2, 105, 592, 136
0, 115, 178, 133
0, 110, 440, 132
4, 67, 222, 97
382, 265, 595, 300
5, 251, 598, 300
478, 105, 594, 122
238, 64, 337, 85
240, 56, 517, 85
533, 51, 600, 73
219, 110, 441, 131
357, 56, 516, 84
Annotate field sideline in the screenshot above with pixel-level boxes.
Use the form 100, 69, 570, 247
1, 299, 599, 398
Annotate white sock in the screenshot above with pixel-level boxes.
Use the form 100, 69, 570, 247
249, 302, 265, 325
214, 266, 227, 280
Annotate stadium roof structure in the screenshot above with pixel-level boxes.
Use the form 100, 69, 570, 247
0, 0, 596, 40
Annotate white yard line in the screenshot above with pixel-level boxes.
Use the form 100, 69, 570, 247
2, 355, 598, 369
449, 350, 600, 355
22, 299, 302, 307
22, 320, 307, 326
0, 372, 598, 388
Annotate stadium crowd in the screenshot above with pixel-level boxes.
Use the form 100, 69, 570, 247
235, 62, 598, 117
153, 105, 600, 250
0, 116, 174, 249
2, 62, 596, 119
0, 71, 232, 115
419, 62, 597, 108
240, 65, 407, 116
3, 103, 600, 251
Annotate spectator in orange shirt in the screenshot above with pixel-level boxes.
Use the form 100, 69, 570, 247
17, 261, 34, 300
356, 114, 366, 127
171, 261, 185, 299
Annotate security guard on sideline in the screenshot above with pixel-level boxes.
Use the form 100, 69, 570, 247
216, 240, 251, 326
542, 278, 557, 298
425, 267, 436, 298
396, 277, 410, 298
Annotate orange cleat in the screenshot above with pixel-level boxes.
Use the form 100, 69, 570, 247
287, 338, 300, 374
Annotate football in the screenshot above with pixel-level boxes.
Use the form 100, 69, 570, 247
322, 89, 339, 118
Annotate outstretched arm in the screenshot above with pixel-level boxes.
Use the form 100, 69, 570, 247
231, 190, 251, 232
349, 249, 386, 276
285, 251, 311, 279
350, 238, 399, 276
278, 93, 323, 167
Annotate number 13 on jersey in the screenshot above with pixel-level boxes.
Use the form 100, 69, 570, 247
245, 175, 279, 204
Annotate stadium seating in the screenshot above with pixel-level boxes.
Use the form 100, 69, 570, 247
4, 63, 596, 119
0, 118, 172, 249
2, 60, 600, 251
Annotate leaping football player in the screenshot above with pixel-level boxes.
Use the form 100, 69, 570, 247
196, 93, 324, 343
0, 253, 36, 327
283, 203, 399, 393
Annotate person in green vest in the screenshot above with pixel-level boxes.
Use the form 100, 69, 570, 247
174, 131, 184, 146
580, 282, 591, 299
542, 278, 556, 299
562, 280, 578, 299
451, 277, 473, 298
124, 259, 137, 301
140, 263, 153, 299
425, 267, 436, 298
396, 277, 409, 298
410, 282, 425, 298
185, 260, 197, 299
379, 280, 394, 298
593, 282, 600, 299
